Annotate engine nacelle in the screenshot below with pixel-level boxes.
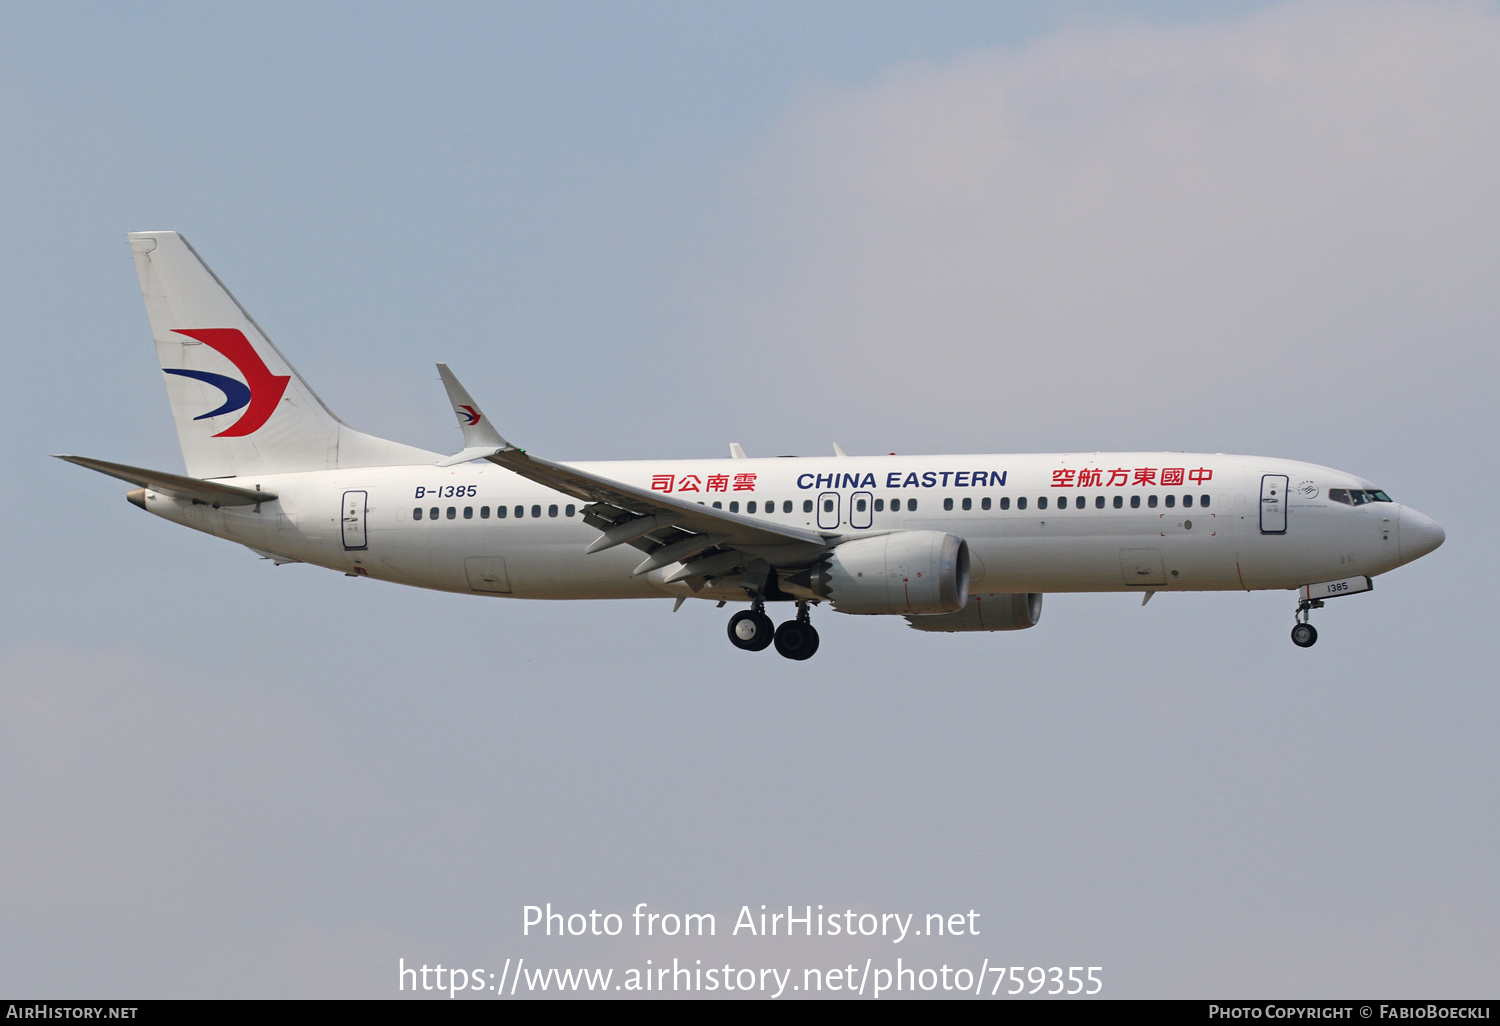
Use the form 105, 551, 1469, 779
823, 531, 969, 615
904, 592, 1043, 632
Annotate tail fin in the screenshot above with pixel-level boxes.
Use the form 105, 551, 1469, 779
128, 231, 436, 478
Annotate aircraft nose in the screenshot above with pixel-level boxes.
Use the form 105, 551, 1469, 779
1399, 506, 1446, 563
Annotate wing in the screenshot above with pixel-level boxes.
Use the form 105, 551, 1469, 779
434, 366, 830, 587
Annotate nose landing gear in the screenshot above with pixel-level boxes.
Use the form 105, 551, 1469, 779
726, 599, 820, 659
1291, 596, 1322, 648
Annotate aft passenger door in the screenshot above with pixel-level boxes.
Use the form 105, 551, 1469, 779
341, 490, 368, 550
1260, 475, 1288, 534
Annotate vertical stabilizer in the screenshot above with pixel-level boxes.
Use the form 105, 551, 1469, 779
128, 231, 436, 478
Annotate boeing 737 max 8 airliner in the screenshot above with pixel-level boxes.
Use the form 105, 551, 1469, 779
60, 232, 1446, 659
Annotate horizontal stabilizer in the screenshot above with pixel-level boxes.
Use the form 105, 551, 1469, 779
55, 455, 276, 506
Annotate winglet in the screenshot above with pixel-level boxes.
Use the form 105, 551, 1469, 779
435, 364, 514, 466
729, 442, 747, 459
832, 442, 848, 458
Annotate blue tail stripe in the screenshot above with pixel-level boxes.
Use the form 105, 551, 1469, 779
162, 369, 252, 421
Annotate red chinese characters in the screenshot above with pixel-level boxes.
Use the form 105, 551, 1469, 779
1049, 465, 1215, 489
648, 471, 759, 493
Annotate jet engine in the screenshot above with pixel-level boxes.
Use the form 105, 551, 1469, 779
818, 531, 970, 615
904, 592, 1043, 632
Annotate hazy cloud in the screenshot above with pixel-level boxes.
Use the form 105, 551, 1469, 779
715, 0, 1500, 451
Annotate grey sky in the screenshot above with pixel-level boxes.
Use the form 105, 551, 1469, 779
1, 0, 1493, 998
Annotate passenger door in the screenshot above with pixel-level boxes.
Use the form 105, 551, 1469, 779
341, 490, 368, 550
1260, 475, 1288, 534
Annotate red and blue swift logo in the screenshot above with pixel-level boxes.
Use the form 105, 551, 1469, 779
162, 328, 290, 437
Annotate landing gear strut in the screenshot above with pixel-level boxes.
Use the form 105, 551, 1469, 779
1291, 596, 1322, 648
727, 599, 774, 652
773, 601, 820, 661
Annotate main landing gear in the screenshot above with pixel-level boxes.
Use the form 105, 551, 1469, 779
728, 600, 819, 660
1291, 595, 1322, 648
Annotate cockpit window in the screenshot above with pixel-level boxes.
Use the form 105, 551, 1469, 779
1332, 487, 1393, 506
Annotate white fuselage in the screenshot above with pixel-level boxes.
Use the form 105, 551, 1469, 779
134, 451, 1440, 606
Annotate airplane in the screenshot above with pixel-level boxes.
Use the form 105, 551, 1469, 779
58, 232, 1446, 659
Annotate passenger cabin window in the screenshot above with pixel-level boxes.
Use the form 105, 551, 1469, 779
514, 505, 524, 518
497, 505, 507, 518
747, 501, 757, 513
464, 506, 474, 519
962, 497, 972, 511
430, 507, 439, 519
1017, 497, 1027, 510
855, 498, 866, 512
943, 498, 953, 511
713, 501, 723, 509
1096, 496, 1106, 509
908, 499, 918, 512
874, 499, 884, 512
1183, 495, 1193, 508
981, 497, 990, 510
566, 504, 576, 517
446, 507, 456, 519
1165, 495, 1175, 508
804, 500, 813, 513
531, 505, 541, 518
891, 498, 901, 511
1200, 495, 1210, 508
480, 506, 490, 519
1038, 496, 1048, 510
1130, 495, 1140, 508
413, 508, 423, 520
1113, 496, 1123, 508
549, 504, 559, 517
1147, 496, 1158, 508
1000, 496, 1010, 510
822, 499, 833, 512
783, 500, 793, 513
730, 501, 739, 512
